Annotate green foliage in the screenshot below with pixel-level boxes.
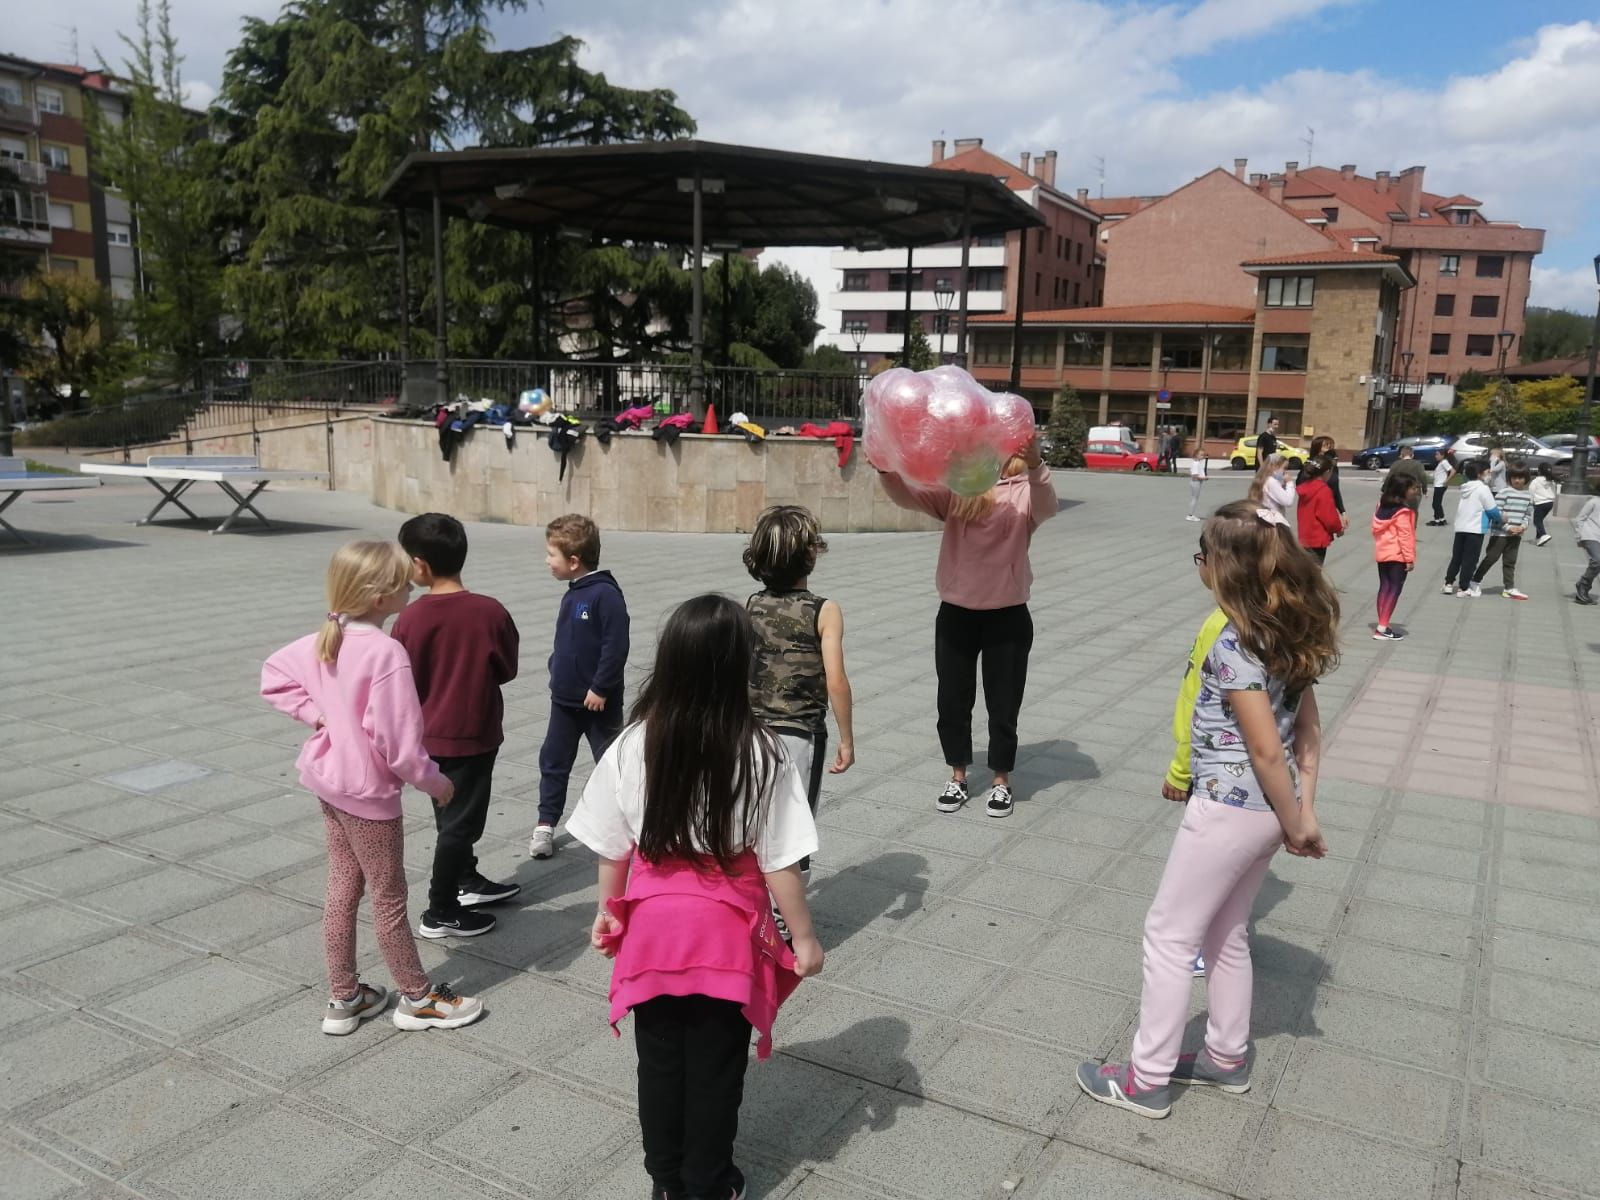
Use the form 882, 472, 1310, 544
14, 395, 198, 449
1455, 369, 1489, 394
801, 343, 856, 374
1522, 307, 1593, 363
24, 459, 73, 474
704, 256, 822, 368
1482, 383, 1526, 447
1044, 384, 1089, 468
19, 275, 139, 408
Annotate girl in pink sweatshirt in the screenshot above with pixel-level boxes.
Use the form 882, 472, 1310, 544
875, 436, 1057, 819
261, 539, 483, 1037
567, 594, 822, 1200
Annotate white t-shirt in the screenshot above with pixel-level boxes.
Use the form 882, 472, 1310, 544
1433, 460, 1452, 487
1189, 458, 1208, 479
566, 724, 819, 873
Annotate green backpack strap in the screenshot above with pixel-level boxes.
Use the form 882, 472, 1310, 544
1164, 608, 1229, 793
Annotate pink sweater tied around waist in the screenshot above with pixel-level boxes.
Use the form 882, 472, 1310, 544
597, 849, 799, 1059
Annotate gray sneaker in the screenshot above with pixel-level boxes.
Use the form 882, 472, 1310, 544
1170, 1048, 1251, 1093
321, 981, 388, 1036
528, 825, 556, 859
1075, 1061, 1171, 1118
393, 982, 484, 1031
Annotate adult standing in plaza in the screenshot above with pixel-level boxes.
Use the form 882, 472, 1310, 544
1256, 417, 1280, 463
874, 437, 1057, 819
1299, 436, 1348, 530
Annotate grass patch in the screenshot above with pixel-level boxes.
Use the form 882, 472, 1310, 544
24, 459, 73, 475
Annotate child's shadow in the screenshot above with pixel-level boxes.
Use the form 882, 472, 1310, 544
808, 851, 930, 943
1016, 738, 1101, 788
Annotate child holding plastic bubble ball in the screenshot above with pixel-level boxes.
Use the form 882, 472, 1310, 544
872, 436, 1056, 819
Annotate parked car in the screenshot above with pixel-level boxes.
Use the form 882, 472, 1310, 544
1537, 433, 1600, 455
1084, 440, 1161, 472
1446, 432, 1564, 468
1352, 434, 1455, 470
1228, 435, 1306, 470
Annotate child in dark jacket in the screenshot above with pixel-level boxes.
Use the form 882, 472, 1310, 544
532, 514, 630, 860
1295, 455, 1343, 564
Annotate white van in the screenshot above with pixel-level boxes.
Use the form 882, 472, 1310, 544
1089, 425, 1138, 450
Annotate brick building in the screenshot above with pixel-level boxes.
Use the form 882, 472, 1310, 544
820, 138, 1100, 369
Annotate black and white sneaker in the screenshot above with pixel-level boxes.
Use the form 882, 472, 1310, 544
457, 875, 521, 907
985, 784, 1015, 818
417, 909, 496, 939
1372, 627, 1405, 641
936, 778, 968, 813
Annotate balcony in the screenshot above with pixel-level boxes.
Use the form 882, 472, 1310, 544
0, 221, 51, 246
1, 159, 47, 186
829, 245, 1008, 270
0, 98, 40, 131
831, 289, 1007, 313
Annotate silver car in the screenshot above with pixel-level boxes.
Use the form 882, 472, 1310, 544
1446, 432, 1565, 467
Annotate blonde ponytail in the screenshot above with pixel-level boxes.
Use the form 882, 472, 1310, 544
316, 540, 412, 663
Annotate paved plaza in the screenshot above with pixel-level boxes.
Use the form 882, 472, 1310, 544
2, 463, 1598, 1200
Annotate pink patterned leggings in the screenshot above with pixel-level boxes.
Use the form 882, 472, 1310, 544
320, 801, 430, 1001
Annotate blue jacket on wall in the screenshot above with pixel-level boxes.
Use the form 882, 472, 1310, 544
548, 570, 630, 707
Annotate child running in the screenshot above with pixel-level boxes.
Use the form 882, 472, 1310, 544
568, 595, 823, 1200
743, 505, 855, 875
1529, 464, 1558, 546
1372, 473, 1419, 640
1186, 449, 1209, 522
261, 540, 483, 1035
1471, 464, 1533, 599
1428, 454, 1453, 526
1443, 461, 1502, 598
1078, 501, 1336, 1118
1294, 455, 1342, 563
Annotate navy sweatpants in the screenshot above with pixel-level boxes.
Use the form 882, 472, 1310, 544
538, 701, 622, 826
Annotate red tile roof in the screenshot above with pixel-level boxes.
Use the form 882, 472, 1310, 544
970, 302, 1255, 325
1282, 166, 1458, 227
1241, 249, 1400, 267
1085, 195, 1154, 217
1437, 194, 1482, 208
930, 146, 1038, 192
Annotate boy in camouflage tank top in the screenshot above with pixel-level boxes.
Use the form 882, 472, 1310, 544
743, 506, 855, 874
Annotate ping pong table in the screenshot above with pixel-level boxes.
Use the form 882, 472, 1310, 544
0, 457, 101, 544
79, 455, 329, 534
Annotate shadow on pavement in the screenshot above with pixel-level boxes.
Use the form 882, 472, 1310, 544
1017, 738, 1100, 788
0, 532, 143, 554
811, 851, 931, 938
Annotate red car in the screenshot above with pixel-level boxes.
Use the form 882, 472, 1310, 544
1084, 440, 1161, 471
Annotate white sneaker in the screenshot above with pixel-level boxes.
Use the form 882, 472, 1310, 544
321, 981, 388, 1036
528, 825, 556, 859
1441, 583, 1456, 594
1466, 584, 1482, 598
1505, 588, 1529, 600
393, 982, 484, 1030
1537, 534, 1552, 546
1185, 514, 1201, 522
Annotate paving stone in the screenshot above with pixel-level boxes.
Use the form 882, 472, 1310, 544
1479, 1023, 1600, 1113
1238, 1112, 1443, 1200
304, 1038, 517, 1139
201, 992, 386, 1086
59, 795, 193, 838
9, 844, 163, 897
920, 1025, 1076, 1128
1308, 986, 1468, 1075
1357, 864, 1482, 916
77, 864, 236, 923
157, 891, 316, 952
21, 932, 199, 1000
0, 1015, 151, 1111
1492, 887, 1600, 943
104, 959, 299, 1038
1487, 927, 1600, 988
101, 759, 212, 794
429, 1081, 632, 1193
967, 971, 1132, 1055
1483, 970, 1595, 1041
1059, 1084, 1262, 1193
783, 989, 954, 1091
1341, 899, 1477, 958
1273, 1042, 1458, 1147
0, 1141, 82, 1200
341, 1153, 518, 1200
1023, 1142, 1231, 1199
1325, 939, 1471, 1008
0, 824, 90, 869
1468, 1089, 1600, 1194
0, 905, 117, 968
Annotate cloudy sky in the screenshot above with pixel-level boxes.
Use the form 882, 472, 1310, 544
15, 0, 1600, 315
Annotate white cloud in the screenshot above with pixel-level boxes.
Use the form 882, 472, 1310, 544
1530, 265, 1599, 316
180, 78, 216, 109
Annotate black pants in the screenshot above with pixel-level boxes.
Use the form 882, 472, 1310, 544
538, 701, 622, 826
1431, 485, 1447, 522
428, 749, 497, 915
1533, 501, 1553, 539
1308, 546, 1328, 565
1445, 532, 1484, 588
634, 994, 750, 1199
934, 602, 1033, 773
1475, 536, 1522, 589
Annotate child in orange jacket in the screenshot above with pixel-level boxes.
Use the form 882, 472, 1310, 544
1295, 455, 1343, 564
1371, 473, 1419, 641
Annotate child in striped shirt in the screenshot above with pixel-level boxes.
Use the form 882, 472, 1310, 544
1472, 464, 1533, 600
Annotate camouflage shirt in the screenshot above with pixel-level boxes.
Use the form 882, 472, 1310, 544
747, 589, 828, 735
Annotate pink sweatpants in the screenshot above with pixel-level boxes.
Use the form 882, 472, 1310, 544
320, 801, 430, 1001
1130, 796, 1283, 1089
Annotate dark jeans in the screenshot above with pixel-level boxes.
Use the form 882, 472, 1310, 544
634, 994, 750, 1199
429, 749, 497, 915
1474, 536, 1522, 589
1581, 541, 1600, 595
1445, 532, 1484, 588
1533, 501, 1553, 539
1431, 485, 1447, 522
1308, 546, 1328, 565
538, 701, 622, 826
934, 601, 1033, 773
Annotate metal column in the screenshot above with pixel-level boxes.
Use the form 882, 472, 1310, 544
690, 170, 705, 417
954, 187, 972, 366
900, 245, 915, 365
431, 172, 448, 401
1008, 227, 1030, 392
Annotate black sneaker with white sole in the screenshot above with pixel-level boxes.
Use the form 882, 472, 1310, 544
936, 778, 969, 813
457, 874, 521, 907
985, 784, 1015, 818
417, 908, 496, 939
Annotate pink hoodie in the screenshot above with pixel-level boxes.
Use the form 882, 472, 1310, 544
260, 624, 449, 820
877, 465, 1058, 609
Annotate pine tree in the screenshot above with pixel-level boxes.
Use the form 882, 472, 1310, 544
1044, 383, 1089, 468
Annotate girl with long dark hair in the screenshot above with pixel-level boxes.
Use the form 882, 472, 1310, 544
567, 594, 822, 1200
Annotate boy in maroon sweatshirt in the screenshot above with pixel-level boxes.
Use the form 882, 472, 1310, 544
393, 513, 521, 939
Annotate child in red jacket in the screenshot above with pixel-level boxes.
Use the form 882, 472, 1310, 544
1371, 473, 1419, 640
1295, 455, 1343, 564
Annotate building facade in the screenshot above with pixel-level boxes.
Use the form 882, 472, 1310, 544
820, 138, 1100, 369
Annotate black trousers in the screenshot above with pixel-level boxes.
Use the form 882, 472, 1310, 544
1533, 501, 1553, 539
1445, 532, 1484, 588
428, 749, 497, 915
1431, 485, 1447, 522
538, 701, 623, 826
1307, 546, 1328, 565
634, 994, 750, 1199
934, 602, 1033, 773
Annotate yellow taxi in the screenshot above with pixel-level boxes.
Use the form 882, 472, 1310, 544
1228, 435, 1306, 471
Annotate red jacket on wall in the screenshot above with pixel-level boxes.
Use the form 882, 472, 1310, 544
1296, 479, 1343, 550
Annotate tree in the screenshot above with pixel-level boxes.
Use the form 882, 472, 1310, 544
1522, 307, 1592, 363
20, 274, 138, 408
216, 0, 695, 359
1456, 369, 1489, 394
1044, 384, 1089, 468
801, 343, 856, 374
704, 256, 822, 368
89, 0, 225, 387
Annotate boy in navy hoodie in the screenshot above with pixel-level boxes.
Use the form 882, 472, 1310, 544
531, 514, 630, 859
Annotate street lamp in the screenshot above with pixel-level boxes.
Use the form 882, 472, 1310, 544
1496, 329, 1515, 377
849, 323, 866, 371
1568, 252, 1600, 495
1396, 349, 1414, 440
933, 278, 955, 363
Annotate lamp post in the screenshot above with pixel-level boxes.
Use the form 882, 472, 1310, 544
1496, 328, 1515, 378
933, 278, 954, 363
1159, 355, 1174, 465
849, 323, 866, 371
1396, 349, 1414, 440
1568, 253, 1600, 495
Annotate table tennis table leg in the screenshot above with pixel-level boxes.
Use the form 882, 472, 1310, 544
0, 490, 30, 544
212, 480, 273, 534
138, 478, 201, 525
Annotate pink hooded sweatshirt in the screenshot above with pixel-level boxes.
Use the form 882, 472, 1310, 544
260, 624, 449, 820
877, 465, 1058, 609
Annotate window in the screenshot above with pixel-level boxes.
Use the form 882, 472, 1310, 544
1076, 241, 1083, 265
1210, 331, 1251, 371
1260, 333, 1310, 372
0, 136, 23, 161
1019, 333, 1054, 366
1439, 255, 1459, 276
1162, 332, 1205, 370
1264, 275, 1315, 307
0, 77, 20, 106
1475, 255, 1504, 278
1434, 293, 1456, 317
1454, 211, 1472, 226
0, 189, 47, 227
42, 144, 70, 172
51, 258, 78, 274
972, 334, 1007, 365
1430, 333, 1451, 356
1056, 235, 1063, 258
932, 313, 951, 335
1072, 281, 1080, 304
842, 271, 869, 292
967, 267, 1005, 291
36, 87, 64, 115
1037, 229, 1046, 253
107, 221, 132, 246
48, 201, 72, 229
840, 316, 868, 335
1063, 330, 1104, 366
1470, 295, 1499, 318
1321, 207, 1339, 223
884, 311, 923, 334
1034, 271, 1041, 297
1110, 330, 1153, 368
1465, 334, 1495, 357
887, 270, 923, 292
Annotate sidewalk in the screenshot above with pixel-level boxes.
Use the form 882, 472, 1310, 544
1, 469, 1596, 1199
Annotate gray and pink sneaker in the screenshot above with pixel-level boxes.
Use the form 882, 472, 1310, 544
1075, 1061, 1171, 1118
1170, 1048, 1251, 1093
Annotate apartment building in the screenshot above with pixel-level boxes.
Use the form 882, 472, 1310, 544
820, 138, 1100, 369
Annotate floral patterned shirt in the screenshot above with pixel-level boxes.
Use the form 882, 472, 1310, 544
1189, 622, 1300, 812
